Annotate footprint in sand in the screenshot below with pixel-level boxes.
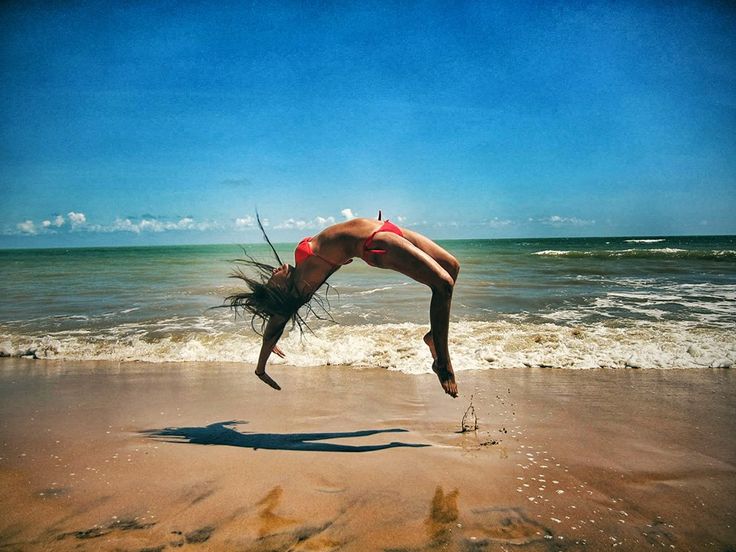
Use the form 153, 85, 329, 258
465, 506, 553, 546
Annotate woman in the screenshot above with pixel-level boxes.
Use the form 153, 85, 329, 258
227, 214, 459, 398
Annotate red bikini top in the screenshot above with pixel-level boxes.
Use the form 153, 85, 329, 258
294, 237, 352, 267
294, 213, 401, 267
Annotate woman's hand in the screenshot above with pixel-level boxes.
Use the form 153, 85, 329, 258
255, 369, 282, 390
254, 315, 288, 391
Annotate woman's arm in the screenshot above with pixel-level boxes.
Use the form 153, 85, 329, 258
255, 315, 288, 390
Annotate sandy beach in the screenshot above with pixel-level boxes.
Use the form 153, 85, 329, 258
0, 359, 734, 551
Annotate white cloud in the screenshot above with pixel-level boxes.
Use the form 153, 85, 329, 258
17, 220, 37, 234
484, 217, 512, 228
275, 216, 336, 230
274, 218, 301, 230
235, 216, 255, 228
5, 213, 224, 236
340, 208, 355, 220
137, 219, 159, 232
67, 211, 86, 226
7, 211, 360, 237
42, 215, 65, 228
531, 215, 595, 227
101, 216, 210, 234
107, 218, 140, 233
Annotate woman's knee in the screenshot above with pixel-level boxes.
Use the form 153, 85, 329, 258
431, 273, 455, 296
446, 256, 460, 282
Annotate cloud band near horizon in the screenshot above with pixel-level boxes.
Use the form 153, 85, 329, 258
5, 208, 601, 239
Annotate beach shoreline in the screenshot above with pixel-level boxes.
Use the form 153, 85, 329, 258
1, 359, 734, 551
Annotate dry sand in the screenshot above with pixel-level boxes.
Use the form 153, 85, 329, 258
0, 358, 734, 551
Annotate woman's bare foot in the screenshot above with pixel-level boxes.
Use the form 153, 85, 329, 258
255, 370, 282, 390
423, 331, 437, 359
432, 360, 458, 398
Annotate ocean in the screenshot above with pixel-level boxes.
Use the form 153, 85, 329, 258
1, 236, 734, 373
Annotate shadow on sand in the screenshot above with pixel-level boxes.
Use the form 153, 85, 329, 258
140, 420, 429, 453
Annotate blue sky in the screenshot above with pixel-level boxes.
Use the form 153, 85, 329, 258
1, 1, 734, 248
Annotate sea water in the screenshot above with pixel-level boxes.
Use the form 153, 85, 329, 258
1, 236, 734, 372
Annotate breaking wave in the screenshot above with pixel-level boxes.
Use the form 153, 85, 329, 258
532, 248, 736, 260
1, 319, 733, 372
624, 239, 666, 243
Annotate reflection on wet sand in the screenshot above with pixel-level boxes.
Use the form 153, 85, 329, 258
250, 486, 342, 552
389, 487, 556, 551
256, 486, 297, 537
426, 486, 459, 547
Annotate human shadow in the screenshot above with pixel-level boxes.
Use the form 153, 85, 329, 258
140, 420, 430, 453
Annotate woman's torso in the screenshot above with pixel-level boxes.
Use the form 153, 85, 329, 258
293, 218, 393, 293
309, 218, 386, 260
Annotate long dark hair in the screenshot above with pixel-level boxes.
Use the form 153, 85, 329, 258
224, 214, 334, 335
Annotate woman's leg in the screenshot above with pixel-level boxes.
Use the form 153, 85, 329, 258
398, 228, 460, 361
365, 233, 458, 397
399, 228, 461, 282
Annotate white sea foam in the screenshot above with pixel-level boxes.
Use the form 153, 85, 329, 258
532, 247, 705, 258
2, 320, 733, 372
637, 248, 687, 254
607, 292, 682, 302
624, 239, 665, 243
603, 248, 690, 256
353, 282, 411, 295
533, 250, 573, 256
586, 282, 736, 326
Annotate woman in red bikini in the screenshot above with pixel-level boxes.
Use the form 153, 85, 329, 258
227, 213, 459, 398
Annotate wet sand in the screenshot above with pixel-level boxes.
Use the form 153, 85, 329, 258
0, 359, 734, 551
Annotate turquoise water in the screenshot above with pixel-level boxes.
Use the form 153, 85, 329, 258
1, 236, 734, 372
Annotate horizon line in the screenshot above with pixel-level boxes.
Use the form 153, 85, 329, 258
1, 233, 733, 252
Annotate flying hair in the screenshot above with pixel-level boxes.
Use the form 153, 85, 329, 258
255, 212, 283, 266
223, 213, 335, 335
